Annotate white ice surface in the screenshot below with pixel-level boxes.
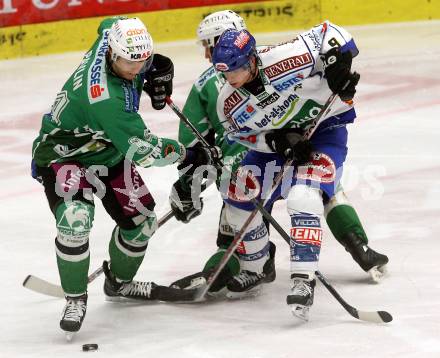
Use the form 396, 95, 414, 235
1, 21, 440, 358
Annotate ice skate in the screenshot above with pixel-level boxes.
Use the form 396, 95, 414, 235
226, 248, 276, 299
171, 270, 229, 300
286, 273, 316, 321
170, 267, 230, 292
60, 293, 87, 339
226, 270, 267, 299
264, 241, 277, 283
103, 261, 196, 302
170, 271, 208, 290
342, 233, 389, 282
103, 261, 157, 302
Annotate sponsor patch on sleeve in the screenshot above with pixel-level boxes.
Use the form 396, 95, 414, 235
87, 30, 110, 104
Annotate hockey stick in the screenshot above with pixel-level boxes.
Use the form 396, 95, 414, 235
315, 271, 392, 323
165, 93, 336, 299
166, 96, 393, 323
194, 159, 293, 301
292, 90, 392, 322
23, 209, 175, 298
281, 88, 393, 321
166, 97, 292, 299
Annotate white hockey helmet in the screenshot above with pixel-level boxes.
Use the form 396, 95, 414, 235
108, 17, 154, 63
197, 10, 246, 48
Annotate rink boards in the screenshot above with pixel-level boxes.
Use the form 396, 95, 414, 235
1, 0, 439, 59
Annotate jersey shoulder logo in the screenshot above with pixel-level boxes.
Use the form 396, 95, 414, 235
50, 90, 69, 125
264, 53, 313, 81
195, 66, 216, 90
302, 29, 322, 51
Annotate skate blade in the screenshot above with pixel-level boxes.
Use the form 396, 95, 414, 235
226, 286, 261, 300
368, 264, 388, 283
105, 295, 139, 303
289, 304, 310, 321
65, 332, 75, 342
207, 287, 228, 299
105, 295, 160, 305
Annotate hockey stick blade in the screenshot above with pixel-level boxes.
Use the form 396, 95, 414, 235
23, 274, 199, 302
357, 310, 393, 324
22, 275, 65, 298
191, 283, 210, 303
155, 285, 199, 303
315, 271, 393, 323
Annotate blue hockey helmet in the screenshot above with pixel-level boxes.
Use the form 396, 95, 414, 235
212, 29, 256, 72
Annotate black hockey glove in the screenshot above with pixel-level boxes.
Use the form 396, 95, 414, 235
169, 177, 204, 223
323, 48, 360, 102
179, 145, 222, 175
265, 128, 313, 165
143, 53, 174, 110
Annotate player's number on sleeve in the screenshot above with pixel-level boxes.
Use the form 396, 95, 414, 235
51, 91, 69, 125
328, 37, 341, 48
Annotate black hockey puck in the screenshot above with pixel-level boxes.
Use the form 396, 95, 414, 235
82, 343, 98, 352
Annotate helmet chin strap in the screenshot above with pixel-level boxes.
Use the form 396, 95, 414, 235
107, 48, 117, 70
140, 52, 154, 74
246, 56, 259, 83
107, 46, 119, 64
106, 51, 116, 73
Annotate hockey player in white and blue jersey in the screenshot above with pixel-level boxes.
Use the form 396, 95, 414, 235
212, 22, 363, 320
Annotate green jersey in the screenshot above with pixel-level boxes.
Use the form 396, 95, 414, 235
179, 66, 246, 171
32, 17, 183, 169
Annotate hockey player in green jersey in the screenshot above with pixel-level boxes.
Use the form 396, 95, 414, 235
31, 17, 213, 338
169, 10, 388, 296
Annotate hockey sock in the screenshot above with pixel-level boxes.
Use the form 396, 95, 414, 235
325, 204, 368, 245
290, 212, 322, 272
56, 256, 90, 295
55, 201, 94, 295
203, 249, 240, 276
108, 216, 156, 281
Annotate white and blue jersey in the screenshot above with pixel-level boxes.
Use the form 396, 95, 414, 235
216, 21, 358, 210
